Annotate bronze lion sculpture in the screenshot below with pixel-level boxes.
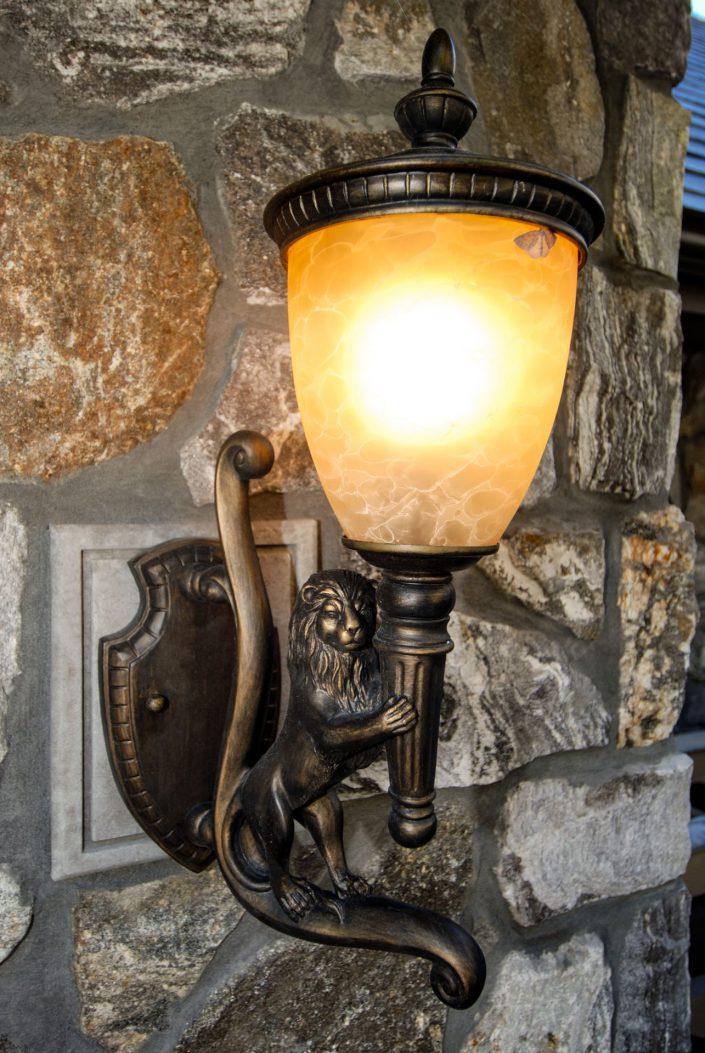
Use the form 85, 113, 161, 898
240, 569, 417, 921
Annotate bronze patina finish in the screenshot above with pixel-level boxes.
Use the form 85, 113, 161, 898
99, 536, 280, 871
99, 28, 606, 1014
100, 431, 487, 1009
344, 538, 497, 848
264, 29, 604, 264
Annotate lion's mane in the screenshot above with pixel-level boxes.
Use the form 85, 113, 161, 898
288, 569, 378, 711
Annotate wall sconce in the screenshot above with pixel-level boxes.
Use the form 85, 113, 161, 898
100, 30, 603, 1012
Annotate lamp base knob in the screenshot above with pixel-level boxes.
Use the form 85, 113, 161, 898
388, 794, 437, 848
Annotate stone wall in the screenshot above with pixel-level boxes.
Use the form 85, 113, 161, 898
0, 2, 697, 1051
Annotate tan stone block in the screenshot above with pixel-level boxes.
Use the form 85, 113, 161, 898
0, 135, 218, 480
180, 327, 319, 502
217, 104, 402, 305
465, 0, 605, 180
618, 507, 698, 747
334, 0, 435, 82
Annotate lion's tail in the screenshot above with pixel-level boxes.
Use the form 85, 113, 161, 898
216, 787, 486, 1009
211, 431, 485, 1011
212, 431, 276, 827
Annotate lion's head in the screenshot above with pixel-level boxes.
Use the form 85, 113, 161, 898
288, 570, 377, 711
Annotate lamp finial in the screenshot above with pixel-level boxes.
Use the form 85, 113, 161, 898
394, 29, 477, 150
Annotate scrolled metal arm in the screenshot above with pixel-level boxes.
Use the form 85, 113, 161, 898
211, 430, 486, 1010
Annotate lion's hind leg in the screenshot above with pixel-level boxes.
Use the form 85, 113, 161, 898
300, 792, 371, 899
241, 772, 320, 921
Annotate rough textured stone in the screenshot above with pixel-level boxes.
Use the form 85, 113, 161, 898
0, 81, 11, 106
691, 547, 705, 686
681, 351, 705, 542
521, 437, 556, 508
0, 1038, 24, 1053
334, 0, 434, 82
0, 0, 312, 108
181, 327, 318, 503
0, 135, 218, 480
618, 507, 698, 747
465, 0, 604, 180
174, 799, 472, 1053
0, 505, 26, 767
460, 934, 612, 1053
479, 525, 605, 639
0, 866, 32, 964
343, 611, 609, 795
496, 754, 692, 926
565, 266, 682, 499
74, 868, 243, 1053
596, 0, 691, 84
217, 104, 402, 305
613, 78, 689, 278
613, 885, 690, 1053
439, 613, 609, 787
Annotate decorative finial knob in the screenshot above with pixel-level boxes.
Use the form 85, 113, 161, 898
421, 28, 455, 86
394, 29, 477, 151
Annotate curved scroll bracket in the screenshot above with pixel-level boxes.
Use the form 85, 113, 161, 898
98, 430, 487, 1011
211, 431, 487, 1011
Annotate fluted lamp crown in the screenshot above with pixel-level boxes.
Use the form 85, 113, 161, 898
264, 29, 604, 552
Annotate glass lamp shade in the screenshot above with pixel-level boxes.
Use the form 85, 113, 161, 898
286, 211, 579, 549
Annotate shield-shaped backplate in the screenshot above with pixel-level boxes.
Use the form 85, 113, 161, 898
99, 538, 279, 872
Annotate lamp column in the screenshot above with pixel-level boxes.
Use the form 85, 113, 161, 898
375, 568, 455, 847
345, 543, 497, 848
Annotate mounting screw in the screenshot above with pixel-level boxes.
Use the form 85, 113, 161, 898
144, 694, 169, 713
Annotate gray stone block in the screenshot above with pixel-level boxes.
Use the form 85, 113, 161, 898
217, 104, 402, 305
334, 0, 434, 82
478, 524, 605, 639
459, 934, 612, 1053
74, 869, 243, 1053
596, 0, 691, 84
1, 0, 312, 107
613, 78, 690, 279
613, 885, 690, 1053
565, 266, 682, 499
172, 798, 472, 1053
342, 610, 609, 794
496, 754, 692, 926
0, 866, 32, 965
0, 504, 26, 768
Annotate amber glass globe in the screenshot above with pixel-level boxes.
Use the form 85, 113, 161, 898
286, 211, 579, 549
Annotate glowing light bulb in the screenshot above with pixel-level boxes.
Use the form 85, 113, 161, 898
352, 291, 503, 443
